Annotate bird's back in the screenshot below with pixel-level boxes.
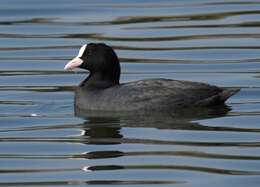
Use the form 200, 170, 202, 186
75, 79, 239, 112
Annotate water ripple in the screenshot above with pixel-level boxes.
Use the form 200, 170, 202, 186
1, 1, 260, 186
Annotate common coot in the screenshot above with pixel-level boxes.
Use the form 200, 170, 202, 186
64, 43, 239, 113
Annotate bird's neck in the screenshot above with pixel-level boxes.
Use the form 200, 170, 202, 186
80, 72, 119, 88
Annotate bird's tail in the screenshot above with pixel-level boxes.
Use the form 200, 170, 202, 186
196, 88, 240, 107
219, 88, 240, 102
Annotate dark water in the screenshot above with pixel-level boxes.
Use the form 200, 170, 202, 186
1, 0, 260, 186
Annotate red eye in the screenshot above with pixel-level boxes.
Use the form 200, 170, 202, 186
87, 49, 92, 56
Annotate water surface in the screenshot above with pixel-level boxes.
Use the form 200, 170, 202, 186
1, 0, 260, 186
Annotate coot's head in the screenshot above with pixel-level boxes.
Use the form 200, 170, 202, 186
64, 43, 121, 84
